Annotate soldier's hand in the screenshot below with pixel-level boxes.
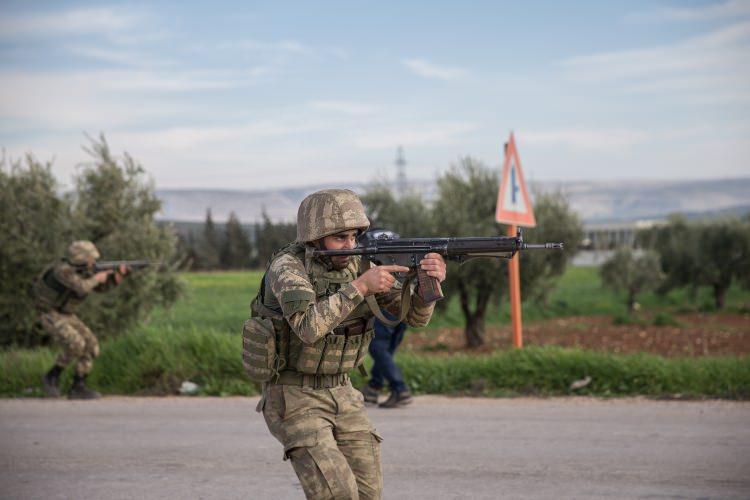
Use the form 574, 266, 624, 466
118, 264, 131, 275
94, 271, 110, 284
420, 253, 447, 283
352, 265, 410, 297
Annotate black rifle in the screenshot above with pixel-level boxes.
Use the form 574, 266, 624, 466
93, 260, 151, 272
311, 229, 562, 304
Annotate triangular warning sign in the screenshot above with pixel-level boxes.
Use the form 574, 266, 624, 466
495, 133, 536, 227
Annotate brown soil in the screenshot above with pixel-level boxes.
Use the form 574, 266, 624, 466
405, 313, 750, 357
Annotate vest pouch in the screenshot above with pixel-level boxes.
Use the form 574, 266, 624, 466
318, 334, 346, 375
242, 317, 279, 382
339, 334, 363, 373
353, 329, 375, 370
295, 336, 327, 374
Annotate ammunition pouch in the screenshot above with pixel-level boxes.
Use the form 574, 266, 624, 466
289, 318, 374, 375
242, 317, 284, 382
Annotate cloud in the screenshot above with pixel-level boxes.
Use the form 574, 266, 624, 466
309, 100, 376, 115
66, 45, 174, 68
627, 0, 750, 23
402, 58, 468, 81
521, 122, 750, 154
114, 120, 333, 151
0, 6, 142, 39
221, 39, 308, 55
522, 129, 649, 153
560, 21, 750, 102
0, 69, 269, 132
216, 39, 349, 61
352, 122, 477, 149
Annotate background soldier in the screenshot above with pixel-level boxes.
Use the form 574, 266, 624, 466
35, 240, 129, 399
251, 189, 446, 499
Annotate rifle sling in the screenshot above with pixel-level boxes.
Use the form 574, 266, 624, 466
361, 259, 412, 328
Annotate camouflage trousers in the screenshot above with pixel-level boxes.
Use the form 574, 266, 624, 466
261, 380, 383, 500
40, 310, 99, 376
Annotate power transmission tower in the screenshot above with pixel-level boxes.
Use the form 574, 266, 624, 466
395, 146, 407, 197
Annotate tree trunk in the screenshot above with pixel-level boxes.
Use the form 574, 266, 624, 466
627, 290, 636, 313
464, 314, 485, 348
713, 284, 727, 309
457, 279, 485, 348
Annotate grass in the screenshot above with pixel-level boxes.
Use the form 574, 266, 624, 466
142, 267, 750, 333
3, 338, 748, 399
2, 266, 748, 398
407, 266, 750, 329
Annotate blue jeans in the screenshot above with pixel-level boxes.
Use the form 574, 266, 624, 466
368, 317, 407, 393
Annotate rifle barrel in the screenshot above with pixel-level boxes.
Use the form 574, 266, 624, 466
522, 243, 564, 250
94, 260, 151, 271
311, 236, 563, 258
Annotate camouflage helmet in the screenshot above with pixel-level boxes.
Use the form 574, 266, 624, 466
66, 240, 100, 265
296, 189, 370, 242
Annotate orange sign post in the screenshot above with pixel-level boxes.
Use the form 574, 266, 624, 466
495, 133, 536, 348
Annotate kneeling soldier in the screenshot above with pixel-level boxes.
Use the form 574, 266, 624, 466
245, 189, 446, 499
35, 241, 129, 399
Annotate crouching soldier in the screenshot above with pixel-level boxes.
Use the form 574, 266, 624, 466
35, 241, 130, 399
244, 189, 446, 499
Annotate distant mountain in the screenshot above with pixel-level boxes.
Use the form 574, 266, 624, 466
157, 183, 371, 223
544, 178, 750, 223
156, 177, 750, 225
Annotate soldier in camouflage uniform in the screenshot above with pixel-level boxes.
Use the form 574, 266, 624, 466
250, 189, 446, 499
35, 241, 129, 400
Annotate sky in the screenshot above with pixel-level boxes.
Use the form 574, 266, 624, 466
0, 0, 748, 190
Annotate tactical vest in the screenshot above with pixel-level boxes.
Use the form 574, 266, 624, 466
242, 243, 374, 383
34, 263, 89, 314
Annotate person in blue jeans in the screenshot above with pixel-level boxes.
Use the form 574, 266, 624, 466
362, 311, 413, 408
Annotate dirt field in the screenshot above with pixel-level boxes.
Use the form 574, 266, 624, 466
406, 313, 750, 357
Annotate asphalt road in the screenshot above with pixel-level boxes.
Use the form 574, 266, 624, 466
1, 396, 748, 499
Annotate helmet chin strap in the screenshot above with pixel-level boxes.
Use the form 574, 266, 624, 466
310, 239, 337, 270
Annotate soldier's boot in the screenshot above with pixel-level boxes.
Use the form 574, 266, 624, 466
379, 389, 413, 408
42, 365, 63, 397
361, 384, 380, 404
68, 375, 101, 400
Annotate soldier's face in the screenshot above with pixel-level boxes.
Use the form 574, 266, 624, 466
322, 230, 358, 269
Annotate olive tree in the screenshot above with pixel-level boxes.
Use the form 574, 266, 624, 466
0, 156, 72, 346
600, 247, 664, 313
361, 183, 435, 237
642, 217, 750, 309
0, 136, 184, 346
433, 158, 582, 347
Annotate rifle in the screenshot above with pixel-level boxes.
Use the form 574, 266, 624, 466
311, 229, 562, 304
93, 260, 151, 273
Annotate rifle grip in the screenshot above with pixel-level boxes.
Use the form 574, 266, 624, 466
416, 267, 444, 303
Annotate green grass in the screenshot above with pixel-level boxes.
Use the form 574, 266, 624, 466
146, 270, 263, 335
138, 267, 749, 333
2, 267, 748, 398
428, 266, 750, 329
3, 337, 748, 399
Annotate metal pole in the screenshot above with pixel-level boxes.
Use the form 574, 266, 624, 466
507, 224, 523, 348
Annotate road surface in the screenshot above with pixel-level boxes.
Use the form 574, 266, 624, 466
1, 396, 748, 499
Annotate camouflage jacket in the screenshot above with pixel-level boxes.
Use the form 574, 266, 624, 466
35, 261, 115, 314
265, 250, 435, 345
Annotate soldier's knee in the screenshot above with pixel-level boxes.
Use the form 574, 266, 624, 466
288, 443, 359, 500
87, 337, 100, 359
62, 330, 87, 357
341, 431, 382, 500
